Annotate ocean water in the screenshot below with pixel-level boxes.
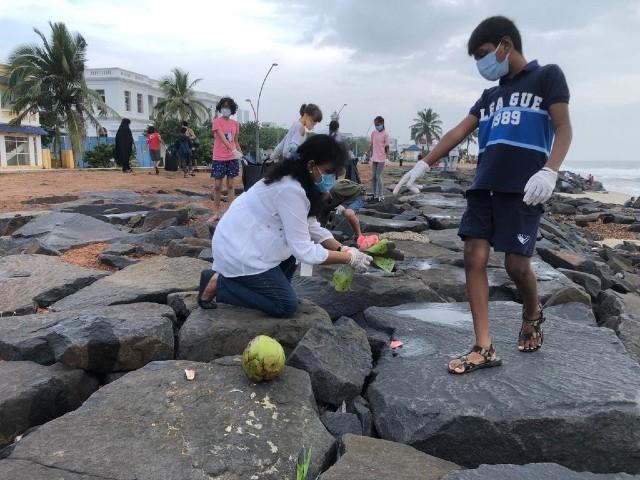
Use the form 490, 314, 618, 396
563, 161, 640, 196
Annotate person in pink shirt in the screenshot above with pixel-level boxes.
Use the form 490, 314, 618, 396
210, 97, 242, 222
368, 116, 390, 201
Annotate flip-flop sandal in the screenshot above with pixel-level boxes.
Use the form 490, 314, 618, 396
197, 269, 217, 309
447, 344, 502, 374
519, 304, 545, 352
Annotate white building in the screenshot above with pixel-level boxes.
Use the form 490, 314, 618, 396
84, 67, 250, 136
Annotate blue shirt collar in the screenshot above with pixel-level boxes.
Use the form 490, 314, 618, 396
500, 60, 539, 85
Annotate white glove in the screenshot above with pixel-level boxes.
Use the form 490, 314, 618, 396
232, 149, 243, 160
392, 160, 429, 195
347, 248, 373, 271
335, 205, 346, 216
523, 167, 557, 206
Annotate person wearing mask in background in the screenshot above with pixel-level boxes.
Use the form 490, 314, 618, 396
368, 116, 390, 201
209, 97, 242, 223
272, 104, 323, 161
197, 134, 372, 317
146, 126, 165, 175
406, 16, 572, 374
115, 118, 134, 174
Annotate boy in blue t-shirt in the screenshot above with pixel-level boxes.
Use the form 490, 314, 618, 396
418, 16, 573, 374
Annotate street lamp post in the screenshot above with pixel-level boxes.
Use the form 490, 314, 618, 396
246, 62, 278, 163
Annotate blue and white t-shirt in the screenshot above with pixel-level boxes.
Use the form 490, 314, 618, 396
469, 60, 570, 193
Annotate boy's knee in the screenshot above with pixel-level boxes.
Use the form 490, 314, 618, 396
505, 257, 532, 281
463, 243, 488, 271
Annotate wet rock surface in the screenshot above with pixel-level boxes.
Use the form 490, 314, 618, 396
442, 463, 640, 480
363, 301, 640, 473
0, 359, 335, 480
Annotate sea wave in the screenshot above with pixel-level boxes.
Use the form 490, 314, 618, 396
561, 165, 640, 196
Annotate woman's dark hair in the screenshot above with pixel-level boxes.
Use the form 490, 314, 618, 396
216, 96, 238, 114
147, 126, 155, 134
182, 120, 188, 127
180, 126, 187, 134
374, 116, 384, 124
467, 16, 522, 56
329, 120, 339, 135
299, 103, 323, 122
264, 134, 347, 217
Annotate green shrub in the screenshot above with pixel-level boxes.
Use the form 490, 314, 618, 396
84, 143, 115, 168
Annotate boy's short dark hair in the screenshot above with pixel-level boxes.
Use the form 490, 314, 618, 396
374, 116, 384, 124
467, 16, 522, 56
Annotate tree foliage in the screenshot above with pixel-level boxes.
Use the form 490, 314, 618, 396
5, 21, 114, 160
238, 122, 288, 159
410, 108, 443, 152
154, 68, 210, 126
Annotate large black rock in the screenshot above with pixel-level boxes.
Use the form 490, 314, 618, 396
0, 359, 335, 479
0, 361, 98, 447
0, 254, 109, 316
0, 303, 175, 373
442, 463, 640, 479
288, 317, 372, 407
363, 302, 640, 473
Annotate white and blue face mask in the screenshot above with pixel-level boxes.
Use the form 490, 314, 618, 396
221, 108, 232, 118
314, 166, 336, 193
375, 124, 384, 132
476, 42, 510, 81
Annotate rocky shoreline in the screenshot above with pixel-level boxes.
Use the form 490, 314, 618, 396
0, 167, 639, 479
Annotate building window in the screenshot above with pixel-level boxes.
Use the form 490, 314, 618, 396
124, 91, 131, 111
137, 93, 143, 113
5, 136, 31, 166
95, 89, 106, 103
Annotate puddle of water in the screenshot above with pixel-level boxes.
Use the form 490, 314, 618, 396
390, 337, 436, 357
394, 304, 472, 328
398, 259, 433, 271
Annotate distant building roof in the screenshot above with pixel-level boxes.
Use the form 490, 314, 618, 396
0, 123, 47, 136
402, 144, 421, 152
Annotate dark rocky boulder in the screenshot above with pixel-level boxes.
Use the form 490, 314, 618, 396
51, 256, 210, 311
178, 300, 331, 361
595, 289, 640, 360
346, 396, 375, 437
166, 237, 211, 258
557, 268, 602, 299
12, 212, 125, 253
364, 301, 640, 473
0, 358, 335, 479
0, 303, 175, 372
321, 412, 362, 438
0, 254, 109, 316
166, 291, 198, 323
288, 317, 372, 407
0, 211, 41, 236
358, 214, 429, 233
0, 361, 98, 447
135, 208, 190, 233
442, 463, 640, 480
322, 434, 459, 480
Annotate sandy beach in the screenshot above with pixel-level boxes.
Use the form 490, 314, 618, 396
558, 191, 633, 206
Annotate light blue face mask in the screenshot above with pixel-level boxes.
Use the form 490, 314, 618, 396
314, 166, 336, 192
476, 43, 510, 81
375, 124, 384, 132
221, 108, 232, 118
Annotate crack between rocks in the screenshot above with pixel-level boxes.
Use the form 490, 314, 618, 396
7, 457, 132, 480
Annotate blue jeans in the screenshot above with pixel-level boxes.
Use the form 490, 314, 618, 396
217, 256, 299, 318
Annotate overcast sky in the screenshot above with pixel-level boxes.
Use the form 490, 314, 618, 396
1, 0, 639, 164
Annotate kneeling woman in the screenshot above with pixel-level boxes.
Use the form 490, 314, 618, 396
198, 134, 372, 318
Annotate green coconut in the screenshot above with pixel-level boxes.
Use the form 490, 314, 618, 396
242, 335, 286, 382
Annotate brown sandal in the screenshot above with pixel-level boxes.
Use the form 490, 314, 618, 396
447, 344, 502, 374
518, 304, 545, 352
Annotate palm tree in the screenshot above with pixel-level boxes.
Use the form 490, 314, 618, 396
411, 108, 443, 153
462, 129, 479, 161
5, 22, 112, 161
154, 68, 209, 125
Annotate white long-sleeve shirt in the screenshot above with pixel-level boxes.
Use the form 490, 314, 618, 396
212, 176, 333, 277
272, 121, 307, 160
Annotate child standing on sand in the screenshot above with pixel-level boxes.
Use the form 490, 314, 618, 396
146, 126, 165, 175
369, 116, 390, 201
417, 16, 572, 373
210, 97, 242, 223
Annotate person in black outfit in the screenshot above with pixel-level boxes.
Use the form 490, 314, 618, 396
115, 118, 134, 173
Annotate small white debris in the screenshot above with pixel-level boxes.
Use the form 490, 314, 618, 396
267, 441, 278, 454
184, 369, 196, 381
250, 392, 256, 399
261, 395, 276, 411
224, 425, 232, 433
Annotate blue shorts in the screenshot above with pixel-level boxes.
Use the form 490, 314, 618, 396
458, 190, 543, 257
211, 159, 240, 179
346, 196, 365, 212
